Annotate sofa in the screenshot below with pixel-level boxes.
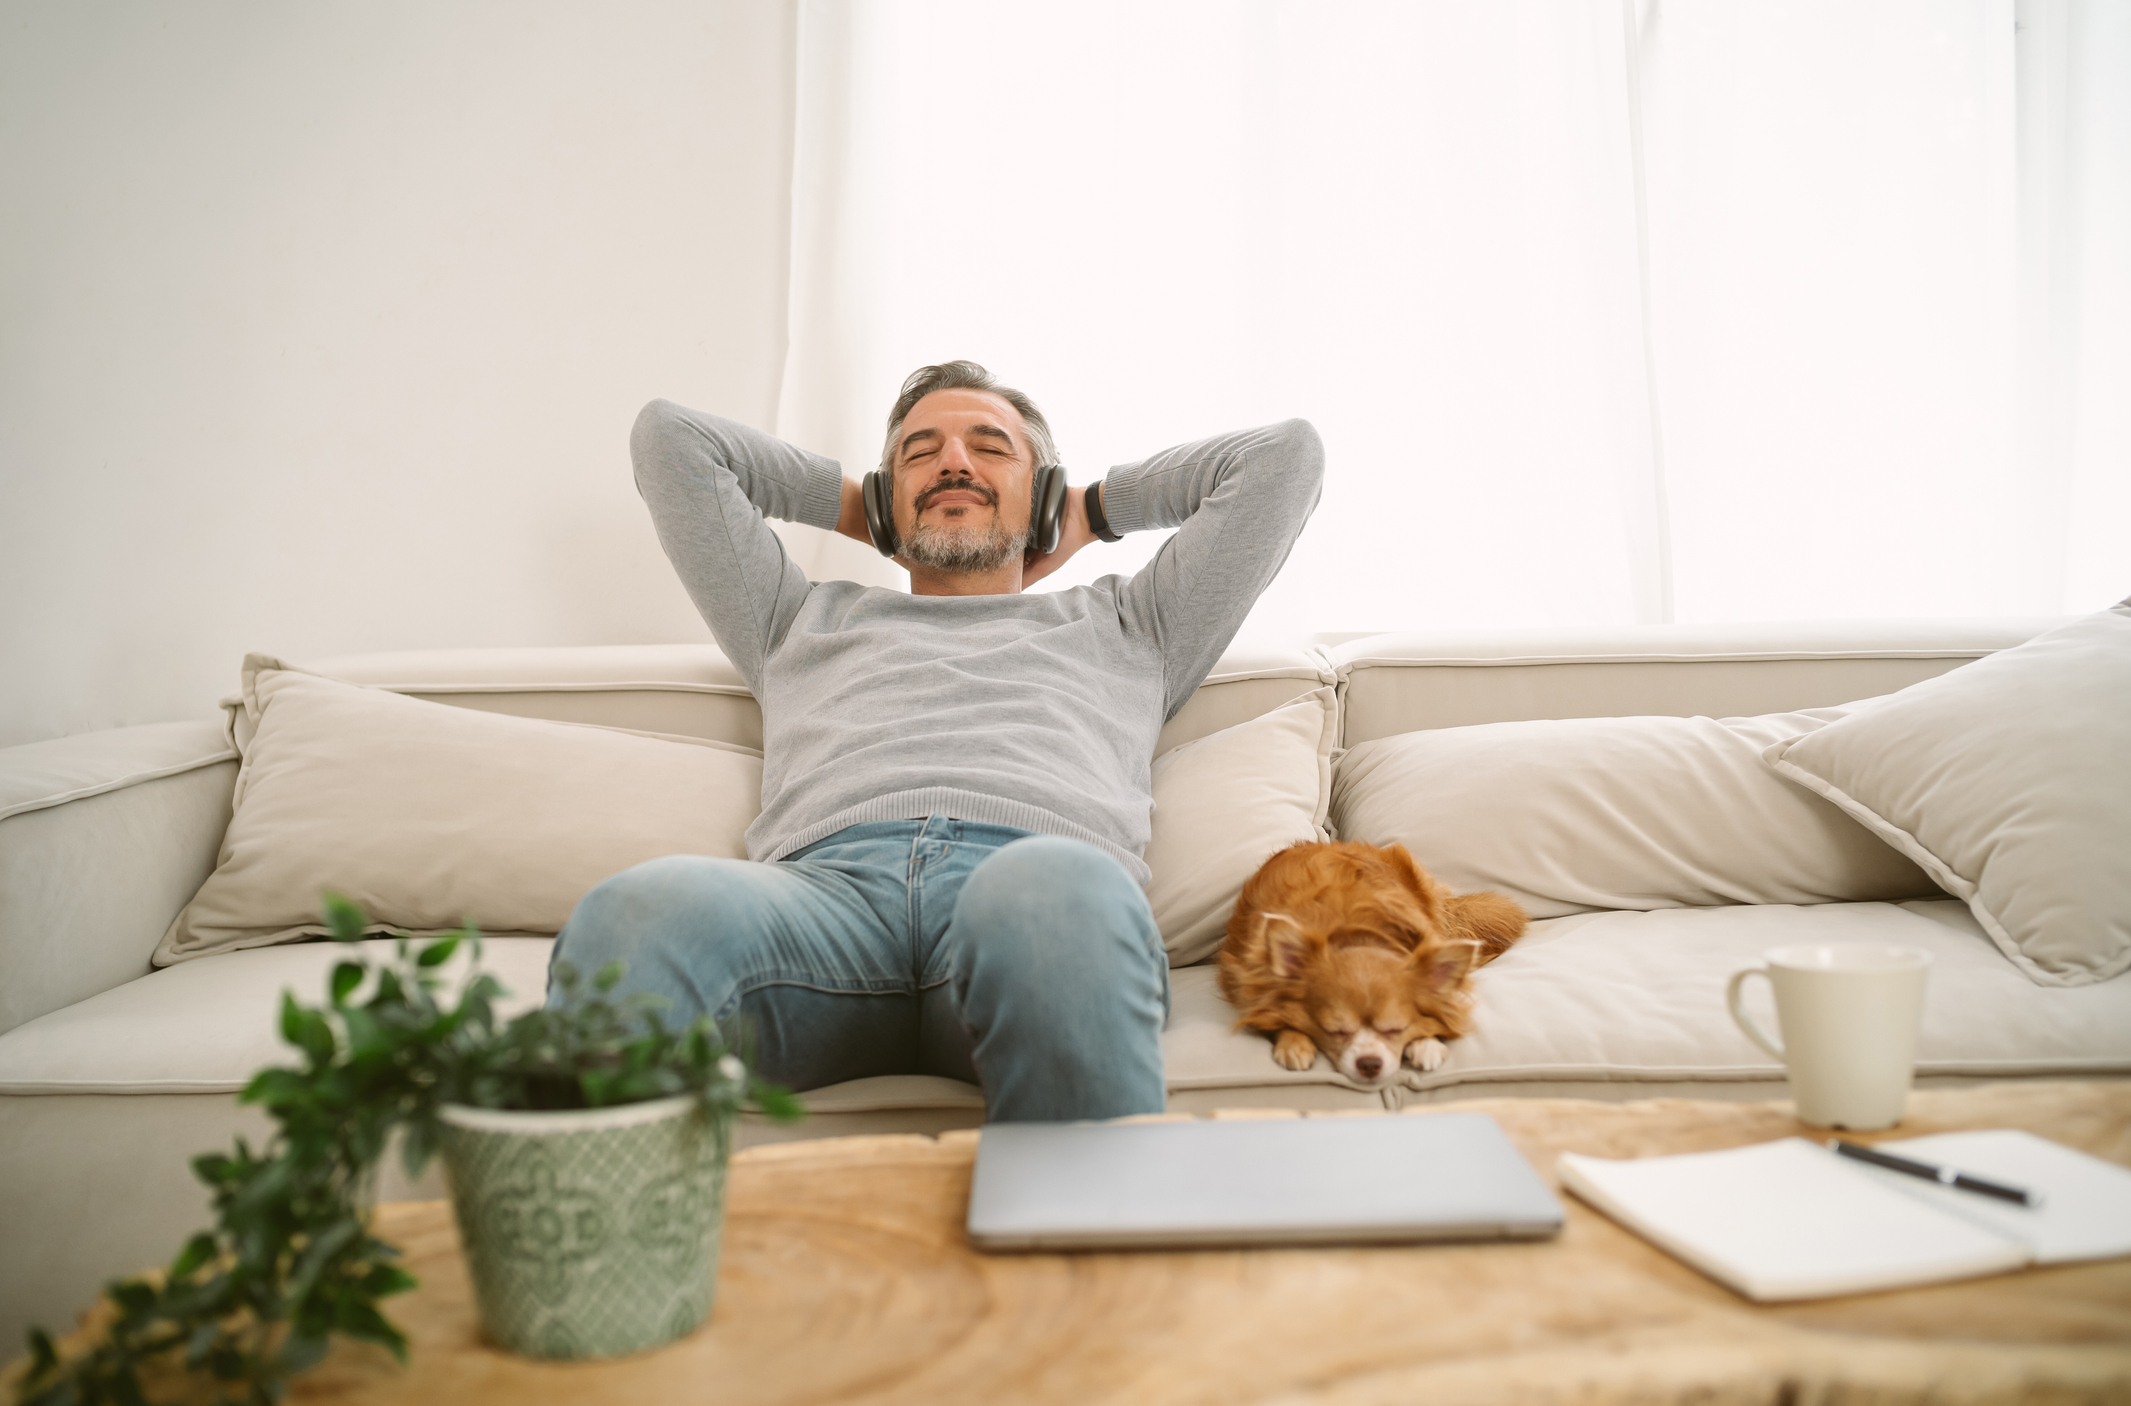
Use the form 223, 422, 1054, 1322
4, 614, 2128, 1351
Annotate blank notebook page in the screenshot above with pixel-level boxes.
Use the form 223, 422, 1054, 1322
1559, 1137, 2028, 1301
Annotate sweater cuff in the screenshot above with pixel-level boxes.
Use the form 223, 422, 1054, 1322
1095, 463, 1152, 535
794, 455, 846, 532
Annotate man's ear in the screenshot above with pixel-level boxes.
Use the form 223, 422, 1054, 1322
1261, 914, 1316, 980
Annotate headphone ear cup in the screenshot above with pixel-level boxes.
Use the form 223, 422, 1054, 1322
862, 470, 897, 557
1032, 464, 1068, 555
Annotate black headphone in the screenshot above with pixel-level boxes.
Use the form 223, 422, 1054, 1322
862, 462, 1068, 560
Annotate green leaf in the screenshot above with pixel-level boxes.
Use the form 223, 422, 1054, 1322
322, 892, 368, 944
240, 1067, 307, 1109
283, 1218, 361, 1308
360, 1263, 418, 1298
168, 1232, 218, 1281
185, 1320, 222, 1368
109, 1278, 158, 1319
415, 935, 459, 968
592, 960, 624, 993
751, 1081, 807, 1124
111, 1364, 151, 1406
277, 993, 336, 1067
275, 1331, 330, 1375
398, 1119, 438, 1181
333, 1298, 408, 1362
27, 1325, 57, 1375
329, 961, 365, 1006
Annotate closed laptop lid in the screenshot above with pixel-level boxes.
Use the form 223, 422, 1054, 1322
967, 1113, 1564, 1251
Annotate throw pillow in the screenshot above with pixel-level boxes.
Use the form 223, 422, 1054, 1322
1143, 688, 1336, 966
1765, 603, 2131, 987
157, 656, 762, 964
1331, 707, 1939, 921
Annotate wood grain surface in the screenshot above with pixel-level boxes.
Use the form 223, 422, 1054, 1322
24, 1084, 2131, 1405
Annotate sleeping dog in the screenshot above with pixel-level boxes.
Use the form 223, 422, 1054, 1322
1216, 841, 1526, 1089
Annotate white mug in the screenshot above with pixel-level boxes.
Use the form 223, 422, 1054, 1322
1726, 943, 1931, 1131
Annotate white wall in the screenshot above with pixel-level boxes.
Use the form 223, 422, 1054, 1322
0, 1, 798, 747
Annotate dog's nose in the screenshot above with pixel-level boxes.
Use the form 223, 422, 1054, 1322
1355, 1055, 1383, 1080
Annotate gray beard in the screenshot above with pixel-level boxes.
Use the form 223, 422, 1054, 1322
903, 514, 1028, 574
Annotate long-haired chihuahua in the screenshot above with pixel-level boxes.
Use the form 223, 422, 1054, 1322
1216, 841, 1526, 1089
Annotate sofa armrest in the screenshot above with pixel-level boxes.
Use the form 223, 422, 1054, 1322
0, 721, 237, 1036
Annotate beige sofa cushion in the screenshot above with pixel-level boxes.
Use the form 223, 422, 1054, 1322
1331, 708, 1938, 920
1144, 689, 1336, 966
1766, 604, 2131, 988
157, 658, 761, 963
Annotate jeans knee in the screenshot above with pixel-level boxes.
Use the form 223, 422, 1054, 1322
954, 837, 1161, 990
551, 854, 773, 1004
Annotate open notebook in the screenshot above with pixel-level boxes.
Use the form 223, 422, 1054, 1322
1558, 1129, 2131, 1302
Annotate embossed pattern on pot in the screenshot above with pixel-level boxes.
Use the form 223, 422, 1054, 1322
437, 1094, 729, 1359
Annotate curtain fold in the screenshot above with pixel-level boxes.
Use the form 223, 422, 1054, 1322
776, 0, 2128, 626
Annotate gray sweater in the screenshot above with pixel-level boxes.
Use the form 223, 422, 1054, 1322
631, 400, 1323, 883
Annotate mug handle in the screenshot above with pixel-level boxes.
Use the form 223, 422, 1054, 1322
1726, 966, 1786, 1061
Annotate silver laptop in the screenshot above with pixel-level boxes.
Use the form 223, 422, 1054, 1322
967, 1112, 1563, 1251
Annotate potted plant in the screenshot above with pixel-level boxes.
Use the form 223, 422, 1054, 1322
13, 895, 801, 1404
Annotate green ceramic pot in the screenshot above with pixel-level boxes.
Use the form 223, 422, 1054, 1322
436, 1093, 730, 1360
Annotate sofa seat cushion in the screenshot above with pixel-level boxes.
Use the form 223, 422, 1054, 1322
0, 937, 989, 1115
0, 938, 557, 1095
1164, 900, 2131, 1097
10, 904, 2126, 1105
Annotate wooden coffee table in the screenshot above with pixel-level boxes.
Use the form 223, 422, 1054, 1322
35, 1083, 2131, 1404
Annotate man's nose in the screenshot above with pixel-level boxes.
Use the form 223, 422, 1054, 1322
935, 438, 974, 474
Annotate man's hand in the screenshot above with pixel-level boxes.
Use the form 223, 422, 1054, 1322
1021, 486, 1100, 588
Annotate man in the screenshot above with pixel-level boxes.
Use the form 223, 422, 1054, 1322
552, 360, 1321, 1121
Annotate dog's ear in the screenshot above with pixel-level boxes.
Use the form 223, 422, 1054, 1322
1383, 843, 1445, 925
1411, 938, 1481, 990
1261, 913, 1317, 980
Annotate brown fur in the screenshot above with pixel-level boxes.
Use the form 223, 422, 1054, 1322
1215, 841, 1527, 1083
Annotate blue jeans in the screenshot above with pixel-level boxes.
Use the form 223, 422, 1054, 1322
546, 817, 1170, 1122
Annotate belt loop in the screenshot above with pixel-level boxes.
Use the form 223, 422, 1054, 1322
910, 812, 941, 874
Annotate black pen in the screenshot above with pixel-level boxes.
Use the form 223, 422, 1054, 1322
1830, 1140, 2037, 1207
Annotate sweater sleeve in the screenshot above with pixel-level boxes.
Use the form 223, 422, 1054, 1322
1098, 418, 1325, 717
629, 398, 846, 693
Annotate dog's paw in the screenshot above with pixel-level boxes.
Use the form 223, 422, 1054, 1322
1404, 1036, 1449, 1072
1272, 1030, 1320, 1071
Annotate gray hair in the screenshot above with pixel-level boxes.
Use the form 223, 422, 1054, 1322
880, 360, 1058, 471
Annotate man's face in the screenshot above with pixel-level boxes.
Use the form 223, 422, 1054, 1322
890, 389, 1035, 573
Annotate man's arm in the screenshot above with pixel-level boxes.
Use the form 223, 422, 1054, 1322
630, 399, 845, 691
1100, 419, 1326, 716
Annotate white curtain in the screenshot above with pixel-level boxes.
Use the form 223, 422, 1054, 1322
773, 0, 2130, 632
